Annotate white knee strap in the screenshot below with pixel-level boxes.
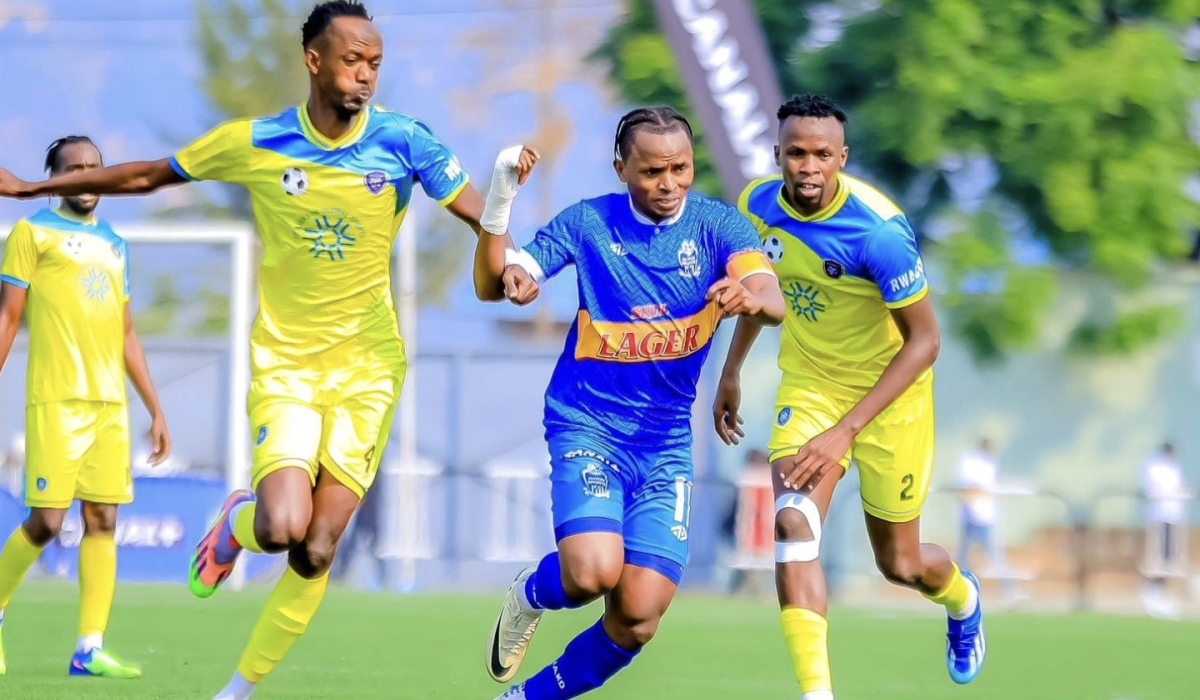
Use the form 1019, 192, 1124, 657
775, 493, 822, 563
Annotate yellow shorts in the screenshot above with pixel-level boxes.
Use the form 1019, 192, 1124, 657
768, 383, 934, 523
247, 356, 405, 499
25, 401, 132, 509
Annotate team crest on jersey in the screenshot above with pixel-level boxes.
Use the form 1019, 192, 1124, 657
677, 240, 701, 279
80, 268, 111, 301
363, 171, 389, 195
764, 236, 784, 263
36, 477, 47, 492
281, 167, 309, 197
256, 426, 268, 446
823, 260, 844, 279
296, 209, 363, 261
777, 407, 792, 426
580, 463, 610, 499
111, 244, 123, 260
783, 282, 828, 322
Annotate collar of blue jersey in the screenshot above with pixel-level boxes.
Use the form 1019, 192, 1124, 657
299, 102, 372, 151
776, 173, 850, 223
52, 206, 97, 226
628, 194, 687, 229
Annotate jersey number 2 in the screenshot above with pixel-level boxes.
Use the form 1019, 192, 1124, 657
899, 473, 915, 501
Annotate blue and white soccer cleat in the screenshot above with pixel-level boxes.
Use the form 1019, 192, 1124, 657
945, 570, 986, 684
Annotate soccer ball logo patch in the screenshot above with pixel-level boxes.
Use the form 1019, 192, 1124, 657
281, 168, 309, 197
764, 236, 784, 263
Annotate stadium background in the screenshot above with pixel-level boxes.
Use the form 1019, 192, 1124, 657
0, 1, 1198, 698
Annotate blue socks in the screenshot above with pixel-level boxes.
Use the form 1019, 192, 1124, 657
520, 619, 638, 699
524, 552, 580, 611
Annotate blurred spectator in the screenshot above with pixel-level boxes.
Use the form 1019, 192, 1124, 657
956, 438, 1018, 600
1139, 442, 1190, 619
719, 448, 772, 595
1, 433, 25, 497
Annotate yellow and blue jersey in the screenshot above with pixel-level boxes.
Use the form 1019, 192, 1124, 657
523, 192, 774, 447
169, 104, 469, 366
1, 208, 130, 405
739, 174, 931, 397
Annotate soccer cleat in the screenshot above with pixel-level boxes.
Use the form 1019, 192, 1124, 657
945, 570, 986, 685
494, 685, 526, 700
68, 648, 142, 679
189, 489, 255, 599
486, 566, 543, 683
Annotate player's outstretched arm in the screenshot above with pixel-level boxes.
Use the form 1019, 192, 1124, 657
713, 316, 765, 446
706, 273, 785, 327
472, 145, 540, 304
0, 283, 27, 375
123, 304, 172, 466
0, 159, 184, 200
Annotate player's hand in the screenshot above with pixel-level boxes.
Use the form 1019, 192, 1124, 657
713, 374, 745, 446
146, 413, 172, 466
0, 168, 33, 199
502, 264, 539, 306
515, 146, 540, 186
779, 424, 853, 491
706, 277, 761, 319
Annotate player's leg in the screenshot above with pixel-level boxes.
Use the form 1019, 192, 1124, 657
190, 397, 322, 599
856, 393, 984, 684
495, 445, 683, 700
0, 402, 88, 675
769, 398, 849, 700
68, 401, 141, 678
772, 464, 843, 700
487, 437, 628, 684
214, 469, 357, 700
213, 381, 394, 700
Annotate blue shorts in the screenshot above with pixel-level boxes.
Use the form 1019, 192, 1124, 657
548, 433, 693, 585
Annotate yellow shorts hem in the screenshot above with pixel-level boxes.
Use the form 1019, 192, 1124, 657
23, 497, 74, 510
251, 458, 316, 493
74, 492, 134, 506
318, 458, 368, 499
862, 499, 921, 524
768, 446, 852, 471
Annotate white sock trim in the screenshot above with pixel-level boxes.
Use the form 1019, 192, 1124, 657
949, 578, 979, 620
77, 633, 103, 653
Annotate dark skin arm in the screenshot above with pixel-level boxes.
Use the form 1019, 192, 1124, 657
0, 159, 184, 199
780, 295, 941, 490
467, 147, 540, 304
0, 283, 27, 374
124, 303, 171, 466
712, 316, 765, 446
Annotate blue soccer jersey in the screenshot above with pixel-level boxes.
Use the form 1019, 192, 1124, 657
521, 192, 774, 448
517, 191, 774, 582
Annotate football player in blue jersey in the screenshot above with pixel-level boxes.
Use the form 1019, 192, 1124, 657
474, 107, 786, 700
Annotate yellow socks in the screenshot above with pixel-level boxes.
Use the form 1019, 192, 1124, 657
0, 528, 44, 611
781, 607, 832, 696
231, 502, 264, 554
236, 567, 329, 683
78, 534, 118, 647
924, 563, 976, 619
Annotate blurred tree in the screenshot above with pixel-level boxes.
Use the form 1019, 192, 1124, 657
597, 0, 1200, 362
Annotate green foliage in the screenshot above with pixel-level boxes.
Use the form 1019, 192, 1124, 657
597, 0, 1200, 362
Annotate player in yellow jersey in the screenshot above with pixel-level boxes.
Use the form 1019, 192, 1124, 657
713, 95, 986, 699
0, 3, 535, 698
0, 136, 172, 680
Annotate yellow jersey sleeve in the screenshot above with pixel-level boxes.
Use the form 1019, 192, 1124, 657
1, 219, 38, 289
170, 119, 254, 184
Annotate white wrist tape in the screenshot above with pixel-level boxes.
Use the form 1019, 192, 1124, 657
481, 145, 525, 236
